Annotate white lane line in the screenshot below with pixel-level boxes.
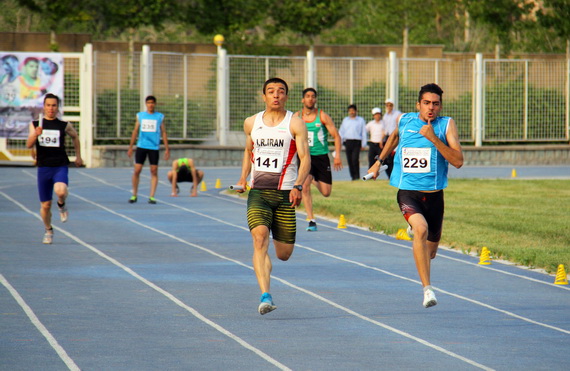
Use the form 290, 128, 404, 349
207, 190, 570, 291
78, 171, 570, 335
315, 222, 570, 291
62, 186, 491, 369
0, 190, 291, 371
0, 274, 81, 371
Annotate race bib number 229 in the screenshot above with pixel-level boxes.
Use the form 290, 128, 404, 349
402, 147, 431, 173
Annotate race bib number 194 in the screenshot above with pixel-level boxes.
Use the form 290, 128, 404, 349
402, 147, 431, 173
38, 129, 60, 147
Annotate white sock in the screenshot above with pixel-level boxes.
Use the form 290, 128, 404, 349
423, 285, 433, 293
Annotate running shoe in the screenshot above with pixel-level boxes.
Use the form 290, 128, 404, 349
306, 221, 317, 232
406, 225, 414, 238
258, 292, 277, 315
128, 196, 137, 203
423, 288, 438, 308
42, 229, 53, 244
148, 197, 157, 204
176, 185, 180, 195
58, 203, 68, 223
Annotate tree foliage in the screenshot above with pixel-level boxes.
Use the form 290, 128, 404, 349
270, 0, 348, 42
2, 0, 569, 54
537, 0, 570, 44
465, 0, 534, 54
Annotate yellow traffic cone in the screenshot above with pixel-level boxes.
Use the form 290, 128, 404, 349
478, 246, 492, 265
200, 181, 207, 192
215, 178, 222, 189
511, 168, 517, 178
554, 264, 568, 285
337, 214, 347, 229
396, 228, 412, 241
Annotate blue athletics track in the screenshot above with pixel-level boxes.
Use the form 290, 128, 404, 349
1, 165, 569, 371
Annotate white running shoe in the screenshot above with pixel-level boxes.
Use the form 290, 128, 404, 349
42, 229, 53, 244
423, 288, 437, 308
59, 204, 68, 223
406, 225, 414, 238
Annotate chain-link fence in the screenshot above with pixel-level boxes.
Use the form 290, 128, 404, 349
398, 58, 475, 141
4, 48, 568, 164
484, 59, 567, 141
94, 51, 141, 140
227, 55, 306, 131
316, 57, 388, 126
90, 50, 568, 144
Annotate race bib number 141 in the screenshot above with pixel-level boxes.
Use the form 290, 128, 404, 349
254, 148, 284, 173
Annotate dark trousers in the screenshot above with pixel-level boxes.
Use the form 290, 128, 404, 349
382, 138, 395, 179
344, 139, 362, 180
385, 151, 395, 178
367, 142, 381, 169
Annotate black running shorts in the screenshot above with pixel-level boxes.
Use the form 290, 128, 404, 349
309, 154, 332, 184
135, 147, 159, 165
397, 190, 444, 242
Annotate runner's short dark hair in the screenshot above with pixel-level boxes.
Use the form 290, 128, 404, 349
263, 78, 289, 95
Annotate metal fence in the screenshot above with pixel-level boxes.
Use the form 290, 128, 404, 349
483, 59, 568, 142
3, 46, 569, 165
227, 55, 306, 132
398, 58, 475, 141
91, 50, 569, 144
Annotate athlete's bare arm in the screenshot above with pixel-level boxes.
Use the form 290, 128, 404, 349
290, 115, 311, 207
127, 118, 140, 158
420, 118, 463, 169
160, 120, 170, 161
236, 115, 255, 193
320, 110, 343, 171
65, 122, 83, 167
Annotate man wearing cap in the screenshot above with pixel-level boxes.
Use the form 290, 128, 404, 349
366, 107, 386, 169
383, 98, 402, 178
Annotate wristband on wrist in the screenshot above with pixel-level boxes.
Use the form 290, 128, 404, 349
374, 155, 385, 166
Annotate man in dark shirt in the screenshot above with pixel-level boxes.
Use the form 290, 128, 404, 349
26, 93, 83, 244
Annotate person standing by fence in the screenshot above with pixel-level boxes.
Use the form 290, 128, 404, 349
382, 98, 402, 178
127, 95, 170, 204
339, 104, 367, 180
366, 107, 386, 169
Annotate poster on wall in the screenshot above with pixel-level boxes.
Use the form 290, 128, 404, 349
0, 52, 64, 139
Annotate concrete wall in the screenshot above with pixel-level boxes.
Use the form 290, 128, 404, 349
92, 144, 570, 168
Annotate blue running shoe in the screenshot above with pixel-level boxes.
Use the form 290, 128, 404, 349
258, 292, 277, 315
306, 221, 317, 232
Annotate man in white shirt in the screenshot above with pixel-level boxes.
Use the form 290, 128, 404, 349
366, 107, 386, 169
382, 98, 402, 178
